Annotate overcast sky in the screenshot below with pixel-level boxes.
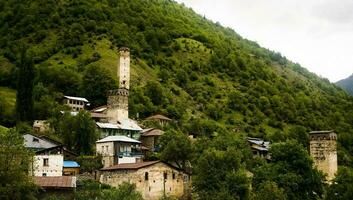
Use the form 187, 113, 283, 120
176, 0, 353, 82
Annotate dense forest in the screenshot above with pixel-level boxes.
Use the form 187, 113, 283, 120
1, 0, 353, 199
336, 74, 353, 95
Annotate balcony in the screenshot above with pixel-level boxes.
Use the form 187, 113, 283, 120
117, 152, 143, 157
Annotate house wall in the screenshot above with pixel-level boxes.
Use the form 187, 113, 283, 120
100, 163, 190, 200
63, 167, 80, 176
64, 99, 85, 111
33, 154, 63, 176
96, 142, 115, 168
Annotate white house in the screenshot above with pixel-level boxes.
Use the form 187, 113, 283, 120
96, 135, 143, 168
63, 95, 89, 111
31, 146, 64, 177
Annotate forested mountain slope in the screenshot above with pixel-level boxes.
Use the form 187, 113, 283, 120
1, 0, 353, 165
336, 74, 353, 95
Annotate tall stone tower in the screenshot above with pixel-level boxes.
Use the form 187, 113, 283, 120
107, 47, 130, 123
309, 131, 337, 182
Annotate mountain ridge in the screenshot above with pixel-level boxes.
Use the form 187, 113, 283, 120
336, 74, 353, 95
0, 0, 353, 164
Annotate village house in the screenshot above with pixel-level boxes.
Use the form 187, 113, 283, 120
247, 137, 270, 159
145, 114, 172, 126
96, 135, 144, 168
140, 128, 164, 151
96, 119, 142, 139
63, 161, 80, 176
99, 161, 190, 200
24, 134, 78, 177
63, 95, 89, 112
31, 145, 64, 177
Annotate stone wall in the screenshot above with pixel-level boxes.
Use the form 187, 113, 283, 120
309, 132, 337, 181
100, 162, 190, 200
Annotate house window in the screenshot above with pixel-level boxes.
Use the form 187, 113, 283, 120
145, 172, 149, 181
42, 173, 47, 176
101, 146, 104, 153
106, 146, 109, 152
32, 138, 39, 142
172, 173, 176, 180
164, 172, 168, 180
43, 158, 49, 166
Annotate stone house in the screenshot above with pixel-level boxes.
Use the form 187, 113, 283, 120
99, 161, 190, 200
63, 95, 89, 112
63, 161, 80, 176
140, 128, 164, 151
96, 135, 144, 168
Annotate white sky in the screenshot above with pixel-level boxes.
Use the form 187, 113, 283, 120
176, 0, 353, 82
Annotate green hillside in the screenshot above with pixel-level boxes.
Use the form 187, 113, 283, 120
1, 0, 353, 165
0, 87, 16, 125
336, 74, 353, 95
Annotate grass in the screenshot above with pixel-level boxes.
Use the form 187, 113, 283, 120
0, 86, 16, 108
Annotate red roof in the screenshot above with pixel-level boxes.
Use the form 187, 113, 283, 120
34, 176, 76, 188
101, 161, 160, 171
146, 114, 172, 121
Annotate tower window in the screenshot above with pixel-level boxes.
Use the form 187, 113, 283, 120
164, 172, 168, 180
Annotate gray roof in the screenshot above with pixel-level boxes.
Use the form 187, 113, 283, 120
64, 95, 89, 102
96, 135, 141, 144
23, 134, 58, 150
309, 130, 334, 134
96, 118, 142, 131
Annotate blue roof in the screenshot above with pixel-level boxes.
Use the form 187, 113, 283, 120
63, 161, 80, 168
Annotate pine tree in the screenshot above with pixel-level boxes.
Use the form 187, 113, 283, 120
16, 49, 34, 123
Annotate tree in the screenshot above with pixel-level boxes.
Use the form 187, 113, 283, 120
253, 181, 287, 200
51, 110, 98, 155
193, 148, 250, 200
0, 128, 36, 199
253, 140, 325, 200
159, 130, 192, 169
16, 49, 34, 123
82, 64, 116, 108
326, 167, 353, 200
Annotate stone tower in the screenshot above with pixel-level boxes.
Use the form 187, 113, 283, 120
107, 47, 130, 123
309, 131, 337, 182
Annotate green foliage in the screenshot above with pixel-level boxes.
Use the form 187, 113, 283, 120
159, 130, 192, 169
51, 109, 98, 155
15, 49, 34, 123
253, 181, 287, 200
76, 155, 103, 173
326, 167, 353, 200
75, 182, 142, 200
253, 140, 325, 200
0, 128, 37, 200
193, 147, 250, 200
81, 64, 116, 107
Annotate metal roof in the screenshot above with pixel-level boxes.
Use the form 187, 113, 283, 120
309, 130, 334, 134
96, 118, 142, 131
64, 96, 89, 103
23, 134, 58, 150
96, 135, 141, 144
63, 161, 80, 168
